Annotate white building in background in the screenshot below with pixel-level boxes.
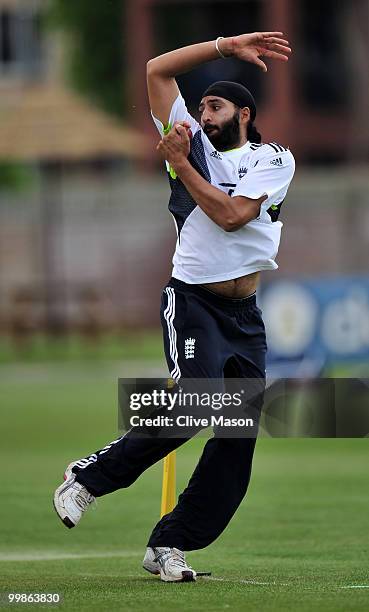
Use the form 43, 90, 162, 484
0, 0, 167, 333
0, 0, 48, 81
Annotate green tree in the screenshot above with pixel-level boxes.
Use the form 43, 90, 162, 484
48, 0, 125, 117
0, 163, 34, 192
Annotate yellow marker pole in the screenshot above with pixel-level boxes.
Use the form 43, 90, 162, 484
160, 379, 176, 517
160, 451, 176, 517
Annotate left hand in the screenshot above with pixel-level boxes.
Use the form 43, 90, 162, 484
230, 32, 292, 72
157, 122, 192, 171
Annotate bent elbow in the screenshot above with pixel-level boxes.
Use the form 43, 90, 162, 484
146, 59, 155, 76
222, 217, 244, 232
147, 58, 162, 78
222, 210, 253, 231
224, 224, 243, 233
224, 210, 260, 231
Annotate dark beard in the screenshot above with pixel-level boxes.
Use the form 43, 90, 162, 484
204, 110, 241, 151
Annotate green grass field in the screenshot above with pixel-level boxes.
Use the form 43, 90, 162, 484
1, 362, 369, 611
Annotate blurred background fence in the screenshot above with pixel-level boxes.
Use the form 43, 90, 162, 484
0, 0, 368, 372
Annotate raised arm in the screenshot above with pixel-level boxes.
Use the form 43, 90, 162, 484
147, 32, 291, 126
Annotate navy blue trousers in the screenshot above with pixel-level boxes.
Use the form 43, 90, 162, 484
75, 278, 267, 551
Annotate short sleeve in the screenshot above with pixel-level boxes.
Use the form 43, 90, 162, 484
233, 148, 295, 206
151, 93, 200, 137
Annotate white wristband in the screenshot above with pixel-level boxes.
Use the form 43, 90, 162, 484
215, 37, 227, 59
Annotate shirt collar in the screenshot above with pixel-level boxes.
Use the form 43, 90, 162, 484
221, 141, 252, 156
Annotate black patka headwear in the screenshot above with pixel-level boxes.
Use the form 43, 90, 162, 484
202, 81, 257, 121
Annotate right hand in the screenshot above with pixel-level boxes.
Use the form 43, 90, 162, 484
157, 122, 192, 171
174, 121, 193, 141
224, 32, 292, 72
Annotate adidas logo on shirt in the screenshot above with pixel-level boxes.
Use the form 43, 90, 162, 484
210, 150, 222, 160
270, 157, 283, 167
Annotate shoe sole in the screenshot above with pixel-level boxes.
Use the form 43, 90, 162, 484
53, 478, 77, 530
53, 499, 76, 529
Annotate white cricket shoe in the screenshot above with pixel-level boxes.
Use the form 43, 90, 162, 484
145, 547, 196, 582
53, 462, 95, 529
63, 460, 77, 481
142, 547, 160, 575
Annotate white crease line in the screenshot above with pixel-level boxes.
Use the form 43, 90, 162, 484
206, 577, 289, 587
0, 551, 142, 562
340, 586, 369, 589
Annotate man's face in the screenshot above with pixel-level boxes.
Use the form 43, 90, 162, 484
199, 96, 241, 151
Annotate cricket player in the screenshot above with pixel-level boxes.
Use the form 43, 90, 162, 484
54, 31, 295, 582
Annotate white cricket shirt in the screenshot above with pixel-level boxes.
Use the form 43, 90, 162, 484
153, 93, 295, 284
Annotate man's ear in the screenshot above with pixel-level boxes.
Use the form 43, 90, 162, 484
240, 107, 251, 124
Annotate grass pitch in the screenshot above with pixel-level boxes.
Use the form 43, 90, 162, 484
1, 362, 369, 611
